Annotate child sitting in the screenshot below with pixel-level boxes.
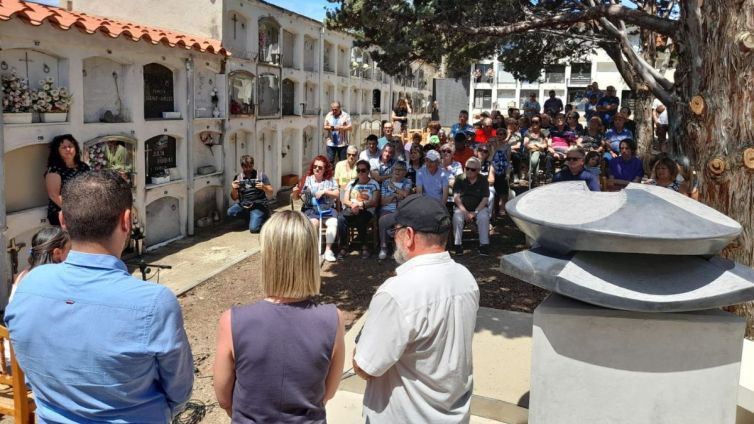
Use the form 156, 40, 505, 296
585, 150, 602, 177
11, 226, 71, 302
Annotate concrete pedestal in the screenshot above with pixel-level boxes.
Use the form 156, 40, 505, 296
530, 294, 746, 424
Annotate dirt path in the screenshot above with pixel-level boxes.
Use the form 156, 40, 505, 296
175, 216, 548, 423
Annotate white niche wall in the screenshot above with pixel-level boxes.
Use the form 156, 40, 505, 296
82, 57, 130, 123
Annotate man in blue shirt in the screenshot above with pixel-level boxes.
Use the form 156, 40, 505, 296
603, 112, 634, 160
596, 85, 620, 127
5, 171, 193, 423
416, 149, 449, 203
377, 121, 396, 150
553, 146, 601, 191
450, 110, 474, 138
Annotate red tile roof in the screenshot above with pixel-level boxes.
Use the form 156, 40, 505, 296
0, 0, 229, 56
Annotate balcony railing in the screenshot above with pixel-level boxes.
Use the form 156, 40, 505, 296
570, 74, 592, 85
545, 73, 566, 83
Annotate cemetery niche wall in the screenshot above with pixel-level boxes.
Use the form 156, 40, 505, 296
145, 135, 178, 185
228, 71, 255, 116
82, 57, 129, 123
143, 63, 176, 120
257, 70, 280, 118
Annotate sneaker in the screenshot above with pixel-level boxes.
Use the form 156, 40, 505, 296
453, 244, 463, 256
378, 248, 388, 261
323, 249, 336, 262
479, 244, 490, 256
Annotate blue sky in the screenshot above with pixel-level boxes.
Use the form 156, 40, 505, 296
30, 0, 333, 22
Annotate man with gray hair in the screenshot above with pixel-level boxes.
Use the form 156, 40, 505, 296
323, 101, 352, 163
452, 156, 491, 256
353, 194, 479, 423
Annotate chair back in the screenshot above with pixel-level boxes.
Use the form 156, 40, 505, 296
0, 325, 35, 423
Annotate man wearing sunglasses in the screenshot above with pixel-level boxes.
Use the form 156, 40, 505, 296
452, 157, 491, 256
553, 146, 602, 191
353, 194, 479, 424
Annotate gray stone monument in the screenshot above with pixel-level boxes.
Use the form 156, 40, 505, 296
501, 182, 754, 424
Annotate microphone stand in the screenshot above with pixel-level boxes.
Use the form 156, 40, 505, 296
129, 223, 172, 281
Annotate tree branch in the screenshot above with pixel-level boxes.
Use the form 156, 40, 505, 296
457, 5, 677, 38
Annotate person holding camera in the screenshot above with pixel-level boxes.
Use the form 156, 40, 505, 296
227, 155, 273, 233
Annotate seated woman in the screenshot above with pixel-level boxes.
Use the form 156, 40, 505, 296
608, 139, 644, 190
406, 143, 424, 186
45, 134, 91, 226
645, 156, 699, 199
11, 226, 71, 302
213, 210, 346, 422
292, 156, 340, 262
377, 162, 413, 260
338, 160, 381, 259
524, 116, 551, 183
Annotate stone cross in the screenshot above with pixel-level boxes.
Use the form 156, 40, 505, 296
231, 14, 238, 39
18, 52, 33, 81
6, 238, 26, 278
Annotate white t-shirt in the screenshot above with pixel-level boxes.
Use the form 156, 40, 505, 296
324, 111, 351, 147
355, 251, 480, 424
653, 98, 668, 125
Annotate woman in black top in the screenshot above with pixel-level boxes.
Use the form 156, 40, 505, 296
391, 98, 412, 134
45, 134, 90, 225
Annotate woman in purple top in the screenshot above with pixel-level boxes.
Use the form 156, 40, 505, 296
608, 139, 644, 190
214, 210, 346, 423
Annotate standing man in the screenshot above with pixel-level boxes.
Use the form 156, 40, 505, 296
596, 86, 620, 127
353, 194, 480, 423
523, 93, 541, 118
228, 155, 273, 233
450, 110, 474, 138
5, 171, 193, 423
543, 90, 564, 118
324, 101, 352, 164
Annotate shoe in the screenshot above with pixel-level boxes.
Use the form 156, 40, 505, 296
361, 247, 370, 259
479, 245, 490, 256
378, 248, 388, 260
453, 244, 463, 256
323, 249, 336, 262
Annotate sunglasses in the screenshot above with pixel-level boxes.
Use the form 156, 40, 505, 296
565, 157, 583, 162
357, 168, 369, 173
466, 168, 480, 172
441, 149, 452, 153
313, 164, 324, 170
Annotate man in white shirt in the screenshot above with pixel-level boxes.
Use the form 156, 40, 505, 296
323, 101, 352, 163
353, 194, 480, 424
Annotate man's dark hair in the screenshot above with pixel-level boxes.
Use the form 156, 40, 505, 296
62, 171, 132, 242
366, 134, 378, 142
459, 110, 469, 116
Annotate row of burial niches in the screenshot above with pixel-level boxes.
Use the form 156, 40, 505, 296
1, 49, 229, 124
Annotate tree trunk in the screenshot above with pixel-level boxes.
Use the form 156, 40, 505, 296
674, 0, 754, 336
634, 87, 655, 170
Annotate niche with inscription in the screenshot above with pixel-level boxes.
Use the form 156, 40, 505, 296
145, 135, 177, 184
143, 63, 175, 119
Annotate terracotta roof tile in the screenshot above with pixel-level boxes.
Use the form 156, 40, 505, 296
0, 0, 228, 56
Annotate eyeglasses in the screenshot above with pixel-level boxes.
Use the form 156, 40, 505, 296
312, 164, 324, 170
565, 157, 583, 162
394, 168, 407, 172
387, 225, 407, 238
466, 167, 480, 172
347, 153, 357, 157
357, 168, 369, 173
441, 149, 452, 154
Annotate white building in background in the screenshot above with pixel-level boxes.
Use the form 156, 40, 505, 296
0, 0, 435, 302
468, 49, 635, 116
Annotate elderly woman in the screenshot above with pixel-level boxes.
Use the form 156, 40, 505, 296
213, 210, 346, 422
645, 156, 699, 199
334, 144, 359, 189
292, 155, 340, 262
377, 161, 413, 260
608, 139, 644, 190
45, 134, 91, 226
338, 160, 381, 259
524, 116, 551, 184
440, 141, 464, 213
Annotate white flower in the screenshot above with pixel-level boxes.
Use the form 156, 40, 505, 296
46, 76, 54, 83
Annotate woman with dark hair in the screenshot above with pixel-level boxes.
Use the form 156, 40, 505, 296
292, 155, 340, 262
608, 139, 644, 190
406, 143, 424, 186
391, 98, 412, 135
45, 134, 90, 226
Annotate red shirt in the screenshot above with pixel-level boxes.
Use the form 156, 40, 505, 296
453, 148, 475, 168
475, 128, 497, 144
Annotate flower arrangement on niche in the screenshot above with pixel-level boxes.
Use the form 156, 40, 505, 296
32, 77, 72, 113
2, 71, 33, 113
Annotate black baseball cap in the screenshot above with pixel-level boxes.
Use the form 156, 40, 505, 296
394, 194, 451, 234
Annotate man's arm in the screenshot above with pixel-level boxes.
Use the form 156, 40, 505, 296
353, 291, 410, 379
149, 288, 194, 417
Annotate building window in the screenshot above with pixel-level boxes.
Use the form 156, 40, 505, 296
228, 71, 255, 116
282, 78, 295, 115
570, 63, 592, 85
372, 89, 381, 112
544, 65, 566, 83
473, 89, 492, 109
257, 72, 280, 117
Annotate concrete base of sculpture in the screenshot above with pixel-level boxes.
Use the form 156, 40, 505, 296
529, 294, 746, 424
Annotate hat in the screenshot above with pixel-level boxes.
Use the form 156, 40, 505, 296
394, 194, 451, 234
425, 149, 441, 161
454, 132, 467, 143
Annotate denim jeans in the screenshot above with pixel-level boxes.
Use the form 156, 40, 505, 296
227, 203, 267, 233
327, 145, 347, 164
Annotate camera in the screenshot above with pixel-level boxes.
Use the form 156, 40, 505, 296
239, 178, 259, 189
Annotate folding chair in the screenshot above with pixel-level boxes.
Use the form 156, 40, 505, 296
0, 326, 35, 423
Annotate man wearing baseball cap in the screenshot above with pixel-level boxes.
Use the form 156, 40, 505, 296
416, 149, 449, 203
353, 194, 480, 423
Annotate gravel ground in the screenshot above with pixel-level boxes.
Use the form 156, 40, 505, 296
174, 215, 548, 423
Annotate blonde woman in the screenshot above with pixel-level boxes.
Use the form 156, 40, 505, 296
214, 210, 346, 422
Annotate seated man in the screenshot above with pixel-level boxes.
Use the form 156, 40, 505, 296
338, 160, 381, 258
227, 155, 273, 233
6, 171, 193, 422
416, 149, 449, 203
553, 146, 601, 191
452, 157, 491, 256
369, 144, 397, 184
359, 134, 381, 162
